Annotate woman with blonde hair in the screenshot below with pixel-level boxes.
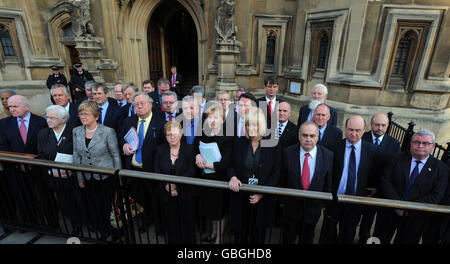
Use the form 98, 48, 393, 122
227, 107, 281, 243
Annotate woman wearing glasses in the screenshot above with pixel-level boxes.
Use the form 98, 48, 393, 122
73, 100, 122, 240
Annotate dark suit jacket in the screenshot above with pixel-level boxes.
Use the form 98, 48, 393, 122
154, 142, 196, 202
119, 114, 164, 173
329, 139, 379, 197
379, 152, 448, 205
278, 121, 298, 149
257, 96, 284, 129
107, 97, 119, 107
67, 102, 82, 127
318, 125, 342, 150
148, 90, 162, 115
0, 113, 47, 154
362, 132, 400, 156
297, 104, 337, 127
227, 137, 282, 232
283, 144, 333, 224
37, 124, 74, 160
101, 103, 121, 131
118, 103, 137, 124
169, 73, 182, 98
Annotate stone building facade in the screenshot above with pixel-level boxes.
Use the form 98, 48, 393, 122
0, 0, 449, 143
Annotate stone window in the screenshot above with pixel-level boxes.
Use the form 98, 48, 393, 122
264, 30, 276, 72
0, 18, 20, 65
386, 23, 429, 92
308, 21, 333, 81
0, 25, 15, 57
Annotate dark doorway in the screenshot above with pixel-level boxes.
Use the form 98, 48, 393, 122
148, 0, 198, 95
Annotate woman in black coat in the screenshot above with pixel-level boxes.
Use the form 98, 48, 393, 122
37, 105, 82, 235
228, 107, 281, 244
154, 121, 197, 244
195, 103, 233, 244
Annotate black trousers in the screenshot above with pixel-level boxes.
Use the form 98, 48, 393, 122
283, 216, 317, 244
319, 204, 362, 244
373, 209, 428, 244
84, 177, 114, 237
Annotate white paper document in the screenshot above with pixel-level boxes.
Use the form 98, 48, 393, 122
52, 152, 74, 177
124, 127, 139, 152
199, 141, 222, 174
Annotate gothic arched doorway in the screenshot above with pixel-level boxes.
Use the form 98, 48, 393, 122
147, 0, 198, 95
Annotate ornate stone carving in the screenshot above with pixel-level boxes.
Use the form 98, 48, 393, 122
70, 0, 95, 38
215, 0, 237, 42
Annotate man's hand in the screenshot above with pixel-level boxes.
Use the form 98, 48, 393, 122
123, 144, 134, 156
249, 194, 262, 204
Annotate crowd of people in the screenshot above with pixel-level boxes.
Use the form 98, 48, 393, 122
0, 64, 449, 244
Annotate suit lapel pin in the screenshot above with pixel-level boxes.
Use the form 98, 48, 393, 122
428, 167, 431, 172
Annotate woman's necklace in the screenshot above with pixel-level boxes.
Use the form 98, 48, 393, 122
86, 125, 98, 133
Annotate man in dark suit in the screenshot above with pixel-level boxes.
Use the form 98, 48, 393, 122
114, 83, 127, 107
50, 84, 81, 127
0, 95, 47, 154
358, 113, 400, 243
190, 85, 207, 119
297, 84, 337, 127
118, 83, 138, 122
120, 92, 164, 233
277, 102, 298, 149
282, 121, 333, 244
313, 103, 342, 150
257, 76, 283, 130
46, 66, 67, 104
319, 115, 379, 244
180, 95, 203, 146
0, 95, 48, 225
169, 66, 182, 99
92, 83, 121, 130
160, 91, 180, 125
232, 92, 257, 139
148, 78, 170, 115
373, 130, 448, 244
69, 63, 94, 103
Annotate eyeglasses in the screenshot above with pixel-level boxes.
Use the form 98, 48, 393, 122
411, 141, 434, 146
78, 112, 93, 117
133, 102, 149, 107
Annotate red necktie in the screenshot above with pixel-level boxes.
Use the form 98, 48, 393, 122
268, 101, 273, 117
19, 118, 27, 145
172, 75, 176, 88
169, 114, 173, 121
302, 153, 310, 190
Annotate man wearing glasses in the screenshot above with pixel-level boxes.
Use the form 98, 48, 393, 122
374, 130, 449, 244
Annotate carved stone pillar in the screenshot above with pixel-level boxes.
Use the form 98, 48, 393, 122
214, 0, 239, 97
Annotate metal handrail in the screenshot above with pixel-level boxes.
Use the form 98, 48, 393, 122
1, 152, 449, 214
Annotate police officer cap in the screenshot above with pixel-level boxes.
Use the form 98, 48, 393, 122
74, 63, 83, 68
51, 65, 59, 70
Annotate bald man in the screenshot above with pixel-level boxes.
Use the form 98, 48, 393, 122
319, 115, 380, 244
277, 102, 298, 149
0, 95, 47, 154
359, 113, 400, 243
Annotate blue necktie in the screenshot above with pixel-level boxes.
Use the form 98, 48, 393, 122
402, 160, 421, 201
129, 105, 134, 117
98, 107, 103, 124
187, 120, 195, 145
375, 137, 380, 146
135, 120, 145, 164
346, 145, 356, 195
